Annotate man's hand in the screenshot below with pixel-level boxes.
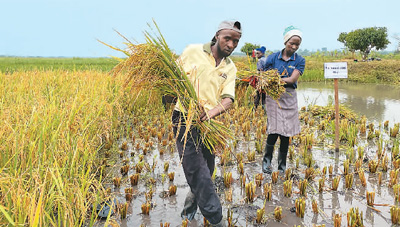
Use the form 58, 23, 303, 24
199, 111, 209, 122
199, 97, 233, 122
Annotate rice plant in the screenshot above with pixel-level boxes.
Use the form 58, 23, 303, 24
255, 173, 264, 187
168, 172, 175, 182
295, 197, 306, 218
366, 190, 375, 206
345, 173, 354, 189
390, 169, 399, 187
358, 169, 367, 187
264, 183, 272, 201
281, 179, 292, 198
125, 187, 134, 202
224, 172, 233, 188
334, 213, 342, 227
319, 177, 325, 193
225, 188, 233, 202
274, 206, 282, 221
332, 175, 341, 191
285, 168, 292, 180
298, 179, 308, 197
394, 184, 400, 201
305, 167, 316, 180
168, 185, 177, 196
312, 199, 319, 213
343, 159, 350, 175
347, 207, 364, 227
119, 202, 129, 219
391, 206, 400, 224
368, 159, 378, 173
245, 181, 256, 203
181, 219, 188, 227
271, 171, 279, 184
390, 123, 399, 138
256, 208, 264, 224
223, 209, 232, 227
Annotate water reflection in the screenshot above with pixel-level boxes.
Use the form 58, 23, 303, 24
297, 82, 400, 124
365, 207, 375, 226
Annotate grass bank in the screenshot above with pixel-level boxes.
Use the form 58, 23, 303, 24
301, 58, 400, 84
231, 55, 400, 85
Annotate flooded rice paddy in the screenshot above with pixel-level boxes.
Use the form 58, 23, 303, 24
98, 83, 400, 227
297, 82, 400, 124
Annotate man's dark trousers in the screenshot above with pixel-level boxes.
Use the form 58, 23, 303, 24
172, 110, 222, 224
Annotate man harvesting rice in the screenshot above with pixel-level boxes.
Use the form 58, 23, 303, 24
172, 20, 242, 226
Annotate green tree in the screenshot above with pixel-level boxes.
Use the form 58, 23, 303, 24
240, 43, 260, 56
337, 32, 348, 47
337, 27, 390, 60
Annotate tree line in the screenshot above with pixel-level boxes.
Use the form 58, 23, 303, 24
240, 27, 395, 60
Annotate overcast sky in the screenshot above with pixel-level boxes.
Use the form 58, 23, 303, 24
2, 0, 399, 57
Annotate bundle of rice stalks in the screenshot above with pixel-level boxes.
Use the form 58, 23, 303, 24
99, 37, 165, 90
237, 69, 286, 101
101, 21, 232, 152
255, 69, 287, 100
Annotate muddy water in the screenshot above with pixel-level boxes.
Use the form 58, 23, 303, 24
99, 82, 400, 227
297, 82, 400, 124
105, 140, 395, 227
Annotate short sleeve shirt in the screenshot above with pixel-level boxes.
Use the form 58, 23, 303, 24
175, 42, 237, 112
262, 49, 305, 88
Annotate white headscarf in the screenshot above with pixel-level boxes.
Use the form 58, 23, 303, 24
283, 26, 302, 44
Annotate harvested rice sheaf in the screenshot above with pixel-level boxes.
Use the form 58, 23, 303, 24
237, 69, 287, 101
255, 70, 287, 100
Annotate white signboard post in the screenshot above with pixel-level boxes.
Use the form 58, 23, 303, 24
324, 62, 348, 152
324, 62, 348, 79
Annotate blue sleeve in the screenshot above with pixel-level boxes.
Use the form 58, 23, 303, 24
296, 56, 306, 75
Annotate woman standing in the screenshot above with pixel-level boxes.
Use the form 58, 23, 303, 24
261, 26, 305, 174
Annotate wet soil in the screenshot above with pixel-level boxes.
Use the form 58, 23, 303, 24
96, 109, 399, 227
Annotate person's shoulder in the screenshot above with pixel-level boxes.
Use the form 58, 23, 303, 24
295, 53, 305, 62
266, 51, 279, 60
181, 44, 206, 58
183, 43, 203, 52
272, 51, 280, 56
268, 51, 279, 57
225, 57, 236, 69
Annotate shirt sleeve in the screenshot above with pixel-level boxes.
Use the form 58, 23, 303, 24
295, 56, 306, 75
220, 67, 236, 101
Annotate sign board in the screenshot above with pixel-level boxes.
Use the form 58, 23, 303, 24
324, 62, 348, 79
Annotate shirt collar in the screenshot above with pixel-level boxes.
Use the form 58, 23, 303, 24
203, 42, 212, 54
278, 49, 296, 61
203, 42, 231, 64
